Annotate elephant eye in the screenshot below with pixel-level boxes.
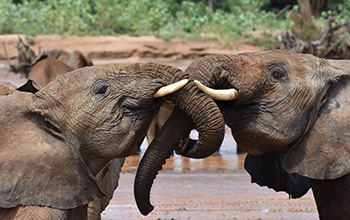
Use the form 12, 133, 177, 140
96, 85, 109, 95
272, 70, 283, 79
92, 80, 110, 98
269, 66, 287, 82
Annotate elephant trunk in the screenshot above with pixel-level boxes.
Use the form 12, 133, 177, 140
168, 82, 225, 158
145, 62, 226, 157
134, 107, 193, 215
185, 55, 234, 88
134, 73, 225, 215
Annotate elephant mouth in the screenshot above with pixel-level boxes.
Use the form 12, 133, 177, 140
175, 134, 200, 156
175, 136, 191, 155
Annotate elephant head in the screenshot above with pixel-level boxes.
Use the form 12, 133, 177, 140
28, 49, 93, 87
59, 50, 93, 68
0, 63, 225, 214
31, 49, 93, 69
181, 50, 350, 193
0, 82, 17, 96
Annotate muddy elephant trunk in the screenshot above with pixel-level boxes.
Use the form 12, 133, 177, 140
134, 65, 225, 215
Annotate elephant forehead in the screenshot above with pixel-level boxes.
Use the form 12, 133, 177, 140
235, 50, 316, 66
43, 64, 159, 90
230, 50, 319, 84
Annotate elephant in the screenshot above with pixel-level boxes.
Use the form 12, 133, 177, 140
86, 158, 125, 220
5, 37, 92, 79
0, 80, 123, 220
27, 49, 93, 87
7, 42, 116, 219
146, 105, 172, 144
176, 50, 350, 220
0, 82, 17, 95
0, 78, 121, 219
30, 49, 93, 69
0, 62, 225, 219
12, 47, 112, 220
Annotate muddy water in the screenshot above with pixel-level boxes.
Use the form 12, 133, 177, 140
0, 61, 28, 86
0, 59, 319, 220
122, 130, 243, 173
103, 131, 318, 220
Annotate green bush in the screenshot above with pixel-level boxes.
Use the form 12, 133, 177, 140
0, 0, 281, 37
1, 0, 347, 49
0, 0, 176, 35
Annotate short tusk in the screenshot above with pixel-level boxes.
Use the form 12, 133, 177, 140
154, 79, 189, 98
194, 80, 238, 101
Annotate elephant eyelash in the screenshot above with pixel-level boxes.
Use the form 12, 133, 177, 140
268, 65, 288, 82
91, 80, 111, 99
96, 85, 109, 95
272, 70, 284, 79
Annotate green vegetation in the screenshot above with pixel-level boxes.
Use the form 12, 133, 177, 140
0, 0, 349, 49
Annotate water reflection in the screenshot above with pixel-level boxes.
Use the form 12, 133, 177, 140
121, 132, 246, 173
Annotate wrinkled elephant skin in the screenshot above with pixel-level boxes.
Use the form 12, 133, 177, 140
13, 46, 117, 220
184, 50, 350, 220
0, 63, 225, 219
0, 82, 17, 95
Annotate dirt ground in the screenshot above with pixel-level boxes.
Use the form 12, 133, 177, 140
0, 35, 318, 220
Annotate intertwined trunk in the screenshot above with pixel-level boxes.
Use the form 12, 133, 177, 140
134, 64, 225, 215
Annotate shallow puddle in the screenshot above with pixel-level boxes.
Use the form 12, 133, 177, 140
122, 132, 246, 173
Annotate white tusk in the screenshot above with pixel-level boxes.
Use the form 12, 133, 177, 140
194, 80, 238, 101
154, 79, 189, 98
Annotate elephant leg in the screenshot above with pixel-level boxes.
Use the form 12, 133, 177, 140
310, 173, 350, 220
147, 106, 172, 144
87, 199, 102, 220
147, 119, 157, 144
87, 158, 125, 220
236, 145, 245, 154
67, 205, 87, 220
0, 205, 87, 220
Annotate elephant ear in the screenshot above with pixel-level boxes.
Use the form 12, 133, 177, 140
244, 153, 310, 198
283, 77, 350, 179
67, 50, 93, 68
0, 92, 104, 209
16, 80, 41, 93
